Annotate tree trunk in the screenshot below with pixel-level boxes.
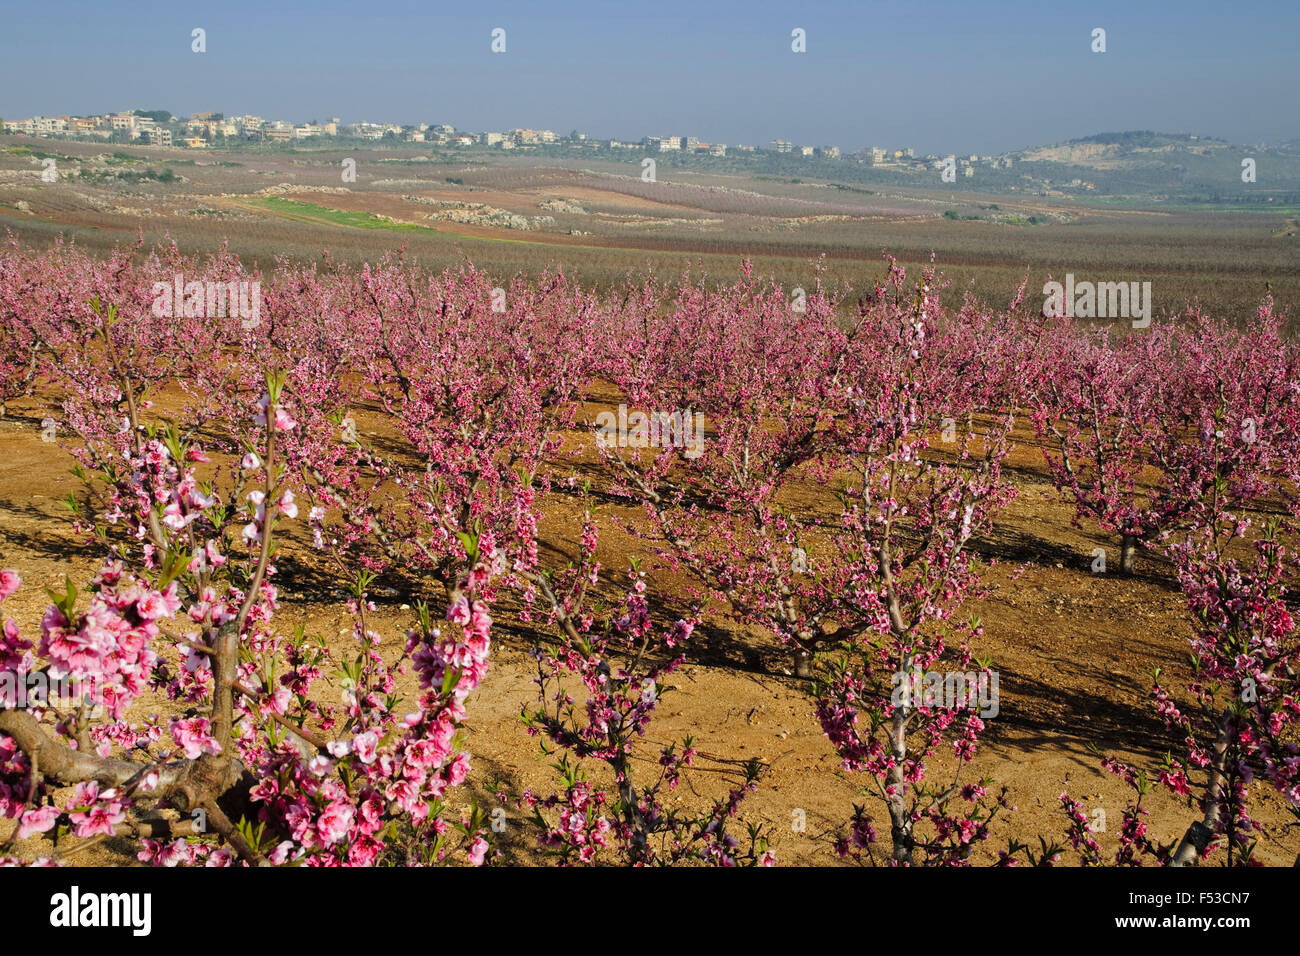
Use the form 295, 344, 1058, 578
886, 708, 914, 864
1120, 533, 1137, 575
794, 650, 813, 680
1170, 719, 1232, 866
209, 621, 241, 751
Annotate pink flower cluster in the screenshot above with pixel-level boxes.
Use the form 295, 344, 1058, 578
38, 564, 178, 718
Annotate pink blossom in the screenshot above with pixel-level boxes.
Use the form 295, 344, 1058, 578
170, 716, 222, 760
17, 805, 60, 839
317, 801, 355, 845
352, 730, 379, 764
468, 837, 489, 866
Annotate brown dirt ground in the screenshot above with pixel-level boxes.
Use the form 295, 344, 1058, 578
1, 383, 1297, 867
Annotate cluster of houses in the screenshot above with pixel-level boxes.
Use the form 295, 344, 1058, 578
1, 111, 340, 148
0, 110, 1021, 174
1, 111, 817, 157
854, 146, 1016, 176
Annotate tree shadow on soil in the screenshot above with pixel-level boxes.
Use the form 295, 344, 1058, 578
968, 522, 1183, 594
0, 496, 102, 563
981, 662, 1185, 775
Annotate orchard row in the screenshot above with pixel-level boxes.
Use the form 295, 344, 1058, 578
0, 236, 1296, 866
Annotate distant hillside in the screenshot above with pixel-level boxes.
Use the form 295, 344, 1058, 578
1000, 131, 1300, 204
1017, 132, 1228, 165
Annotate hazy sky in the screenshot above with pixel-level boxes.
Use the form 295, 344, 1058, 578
2, 0, 1296, 155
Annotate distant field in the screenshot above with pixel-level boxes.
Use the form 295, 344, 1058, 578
242, 195, 438, 232
0, 135, 1296, 322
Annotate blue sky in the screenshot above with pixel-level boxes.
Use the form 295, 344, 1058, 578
1, 0, 1296, 154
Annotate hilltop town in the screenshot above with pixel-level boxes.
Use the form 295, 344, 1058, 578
1, 107, 1020, 178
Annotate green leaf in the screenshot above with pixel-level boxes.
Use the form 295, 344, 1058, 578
441, 666, 462, 695
456, 529, 479, 565
44, 578, 79, 618
158, 549, 188, 589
